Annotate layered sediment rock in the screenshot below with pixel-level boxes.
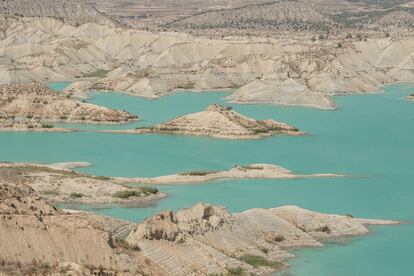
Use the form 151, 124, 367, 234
126, 203, 398, 275
0, 180, 399, 275
0, 83, 138, 126
1, 16, 414, 109
134, 104, 301, 139
0, 182, 165, 275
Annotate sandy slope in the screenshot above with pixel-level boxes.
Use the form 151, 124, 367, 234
1, 16, 413, 109
105, 104, 301, 139
115, 163, 340, 185
126, 203, 398, 275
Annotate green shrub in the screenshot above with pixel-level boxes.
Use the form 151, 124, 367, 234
316, 225, 331, 233
69, 192, 84, 198
140, 187, 158, 195
41, 124, 54, 129
227, 267, 244, 275
237, 254, 282, 269
42, 190, 59, 196
273, 234, 285, 242
112, 190, 142, 199
179, 170, 217, 176
115, 238, 140, 251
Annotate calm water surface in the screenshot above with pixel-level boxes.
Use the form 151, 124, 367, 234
1, 84, 413, 275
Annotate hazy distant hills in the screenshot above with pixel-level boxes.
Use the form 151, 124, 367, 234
0, 0, 413, 36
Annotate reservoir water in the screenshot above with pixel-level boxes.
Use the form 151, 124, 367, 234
2, 84, 414, 275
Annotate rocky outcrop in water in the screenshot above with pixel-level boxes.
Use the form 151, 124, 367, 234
0, 83, 138, 126
115, 163, 340, 185
135, 104, 301, 139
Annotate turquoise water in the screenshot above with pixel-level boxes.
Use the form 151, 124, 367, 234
1, 84, 414, 275
47, 82, 72, 91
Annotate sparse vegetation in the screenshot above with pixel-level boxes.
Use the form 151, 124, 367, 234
179, 170, 218, 176
112, 187, 158, 198
237, 254, 282, 269
83, 69, 110, 78
115, 238, 140, 251
41, 124, 54, 129
316, 225, 332, 233
140, 187, 158, 195
226, 267, 244, 275
69, 192, 84, 198
273, 234, 285, 242
42, 190, 59, 196
112, 190, 142, 199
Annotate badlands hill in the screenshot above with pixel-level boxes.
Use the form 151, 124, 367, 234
167, 1, 338, 35
126, 202, 397, 275
134, 104, 300, 139
86, 0, 414, 35
1, 16, 413, 109
0, 181, 397, 275
0, 0, 114, 26
0, 181, 164, 275
0, 83, 137, 128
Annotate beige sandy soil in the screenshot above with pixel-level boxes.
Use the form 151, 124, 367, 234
1, 17, 413, 110
115, 163, 341, 185
0, 83, 138, 131
0, 181, 398, 275
0, 162, 165, 204
101, 104, 302, 139
126, 203, 399, 275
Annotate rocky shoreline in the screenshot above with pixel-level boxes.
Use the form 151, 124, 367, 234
0, 162, 165, 204
0, 182, 397, 276
0, 83, 138, 131
125, 203, 398, 275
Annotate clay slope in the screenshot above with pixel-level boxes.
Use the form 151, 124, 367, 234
0, 182, 164, 275
126, 202, 398, 275
139, 104, 300, 139
0, 83, 138, 126
1, 16, 414, 109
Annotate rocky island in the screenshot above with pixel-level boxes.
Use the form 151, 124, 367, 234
0, 83, 138, 130
0, 162, 165, 204
115, 163, 340, 185
113, 104, 301, 139
407, 94, 414, 100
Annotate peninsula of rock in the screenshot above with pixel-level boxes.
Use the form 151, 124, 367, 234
0, 83, 138, 130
